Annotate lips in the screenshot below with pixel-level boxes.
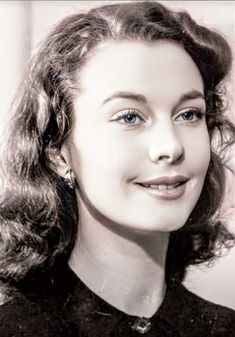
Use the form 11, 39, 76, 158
141, 182, 181, 190
135, 175, 189, 200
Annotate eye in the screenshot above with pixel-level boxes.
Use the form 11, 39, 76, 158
111, 109, 146, 125
174, 109, 205, 123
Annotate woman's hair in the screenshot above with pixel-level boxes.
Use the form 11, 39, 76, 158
0, 1, 234, 286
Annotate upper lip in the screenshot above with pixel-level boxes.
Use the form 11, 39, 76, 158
137, 175, 189, 185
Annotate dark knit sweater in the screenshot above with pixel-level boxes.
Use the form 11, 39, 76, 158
0, 264, 234, 337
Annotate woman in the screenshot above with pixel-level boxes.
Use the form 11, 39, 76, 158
0, 1, 234, 336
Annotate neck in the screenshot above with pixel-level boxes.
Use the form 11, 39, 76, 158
69, 195, 169, 318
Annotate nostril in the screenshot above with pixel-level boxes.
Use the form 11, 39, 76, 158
156, 152, 184, 164
175, 151, 185, 164
147, 129, 184, 164
158, 155, 171, 161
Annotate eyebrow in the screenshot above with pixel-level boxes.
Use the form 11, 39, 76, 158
176, 90, 205, 106
101, 89, 205, 107
102, 91, 147, 105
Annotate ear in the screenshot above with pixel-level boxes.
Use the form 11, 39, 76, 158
47, 144, 71, 178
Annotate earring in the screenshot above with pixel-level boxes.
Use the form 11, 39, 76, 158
64, 169, 75, 189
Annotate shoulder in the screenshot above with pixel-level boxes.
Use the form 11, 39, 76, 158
163, 284, 235, 337
0, 289, 71, 337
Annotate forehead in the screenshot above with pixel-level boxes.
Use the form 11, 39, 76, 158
76, 40, 203, 106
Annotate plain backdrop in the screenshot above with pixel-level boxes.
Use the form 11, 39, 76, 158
0, 0, 234, 309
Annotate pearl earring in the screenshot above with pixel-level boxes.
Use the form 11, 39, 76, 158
64, 169, 75, 189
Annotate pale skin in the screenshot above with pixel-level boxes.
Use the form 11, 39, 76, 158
55, 40, 210, 318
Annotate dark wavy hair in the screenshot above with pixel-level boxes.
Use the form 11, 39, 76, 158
0, 1, 234, 287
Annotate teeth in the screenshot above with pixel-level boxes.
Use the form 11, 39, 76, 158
142, 182, 181, 189
148, 184, 162, 189
155, 184, 167, 190
167, 183, 181, 189
167, 184, 176, 190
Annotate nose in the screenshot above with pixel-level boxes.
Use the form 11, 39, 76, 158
147, 122, 184, 164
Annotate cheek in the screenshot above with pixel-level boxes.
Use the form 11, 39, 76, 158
184, 127, 211, 177
70, 126, 138, 185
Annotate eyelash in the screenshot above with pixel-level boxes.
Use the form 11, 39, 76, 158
111, 109, 146, 126
174, 109, 205, 123
111, 108, 205, 127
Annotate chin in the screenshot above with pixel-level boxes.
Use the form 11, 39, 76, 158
118, 213, 189, 234
125, 203, 190, 231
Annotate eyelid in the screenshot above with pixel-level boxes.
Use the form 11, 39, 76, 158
174, 107, 206, 119
111, 108, 146, 121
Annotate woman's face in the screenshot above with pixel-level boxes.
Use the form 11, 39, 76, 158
65, 40, 210, 232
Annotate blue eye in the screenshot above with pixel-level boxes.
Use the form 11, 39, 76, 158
123, 113, 139, 124
111, 110, 145, 125
175, 109, 205, 122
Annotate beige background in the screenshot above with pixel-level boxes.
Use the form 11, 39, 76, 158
0, 1, 234, 309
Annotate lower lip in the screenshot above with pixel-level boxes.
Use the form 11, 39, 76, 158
136, 182, 187, 200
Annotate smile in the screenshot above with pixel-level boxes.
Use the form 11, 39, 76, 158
135, 175, 189, 200
140, 182, 182, 190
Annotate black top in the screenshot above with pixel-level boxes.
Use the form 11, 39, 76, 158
0, 263, 234, 337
